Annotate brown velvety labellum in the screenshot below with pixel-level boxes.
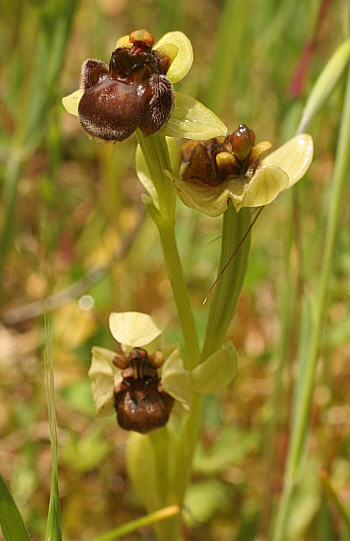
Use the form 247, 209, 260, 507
78, 45, 174, 141
113, 347, 174, 433
115, 378, 174, 434
78, 78, 144, 141
139, 74, 174, 137
80, 59, 108, 90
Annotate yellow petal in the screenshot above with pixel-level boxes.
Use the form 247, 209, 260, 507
154, 31, 193, 83
62, 89, 84, 117
249, 141, 272, 162
262, 134, 313, 188
116, 35, 132, 48
109, 311, 167, 352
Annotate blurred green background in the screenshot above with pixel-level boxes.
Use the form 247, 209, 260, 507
1, 0, 350, 539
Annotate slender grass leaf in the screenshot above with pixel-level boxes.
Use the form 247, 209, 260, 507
0, 472, 31, 541
45, 317, 62, 541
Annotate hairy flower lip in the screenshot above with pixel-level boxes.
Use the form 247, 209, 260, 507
62, 32, 193, 127
171, 134, 314, 217
63, 32, 227, 143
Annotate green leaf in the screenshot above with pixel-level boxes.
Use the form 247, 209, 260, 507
286, 462, 321, 539
191, 341, 238, 394
183, 480, 231, 527
61, 427, 113, 472
298, 38, 350, 133
159, 92, 227, 140
193, 427, 260, 475
0, 473, 31, 541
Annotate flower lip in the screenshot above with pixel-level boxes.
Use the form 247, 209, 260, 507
172, 131, 314, 216
75, 29, 176, 142
181, 125, 270, 187
113, 346, 174, 434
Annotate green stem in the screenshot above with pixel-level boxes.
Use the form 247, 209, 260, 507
135, 131, 176, 224
0, 154, 23, 300
271, 62, 350, 541
202, 204, 251, 359
136, 131, 199, 368
157, 223, 200, 368
173, 203, 251, 506
136, 140, 251, 541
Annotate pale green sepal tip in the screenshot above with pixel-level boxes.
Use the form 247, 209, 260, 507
154, 31, 193, 83
239, 165, 289, 209
191, 341, 238, 394
261, 134, 314, 188
109, 311, 167, 352
62, 89, 83, 116
161, 345, 191, 410
89, 346, 120, 417
160, 92, 228, 140
298, 38, 350, 133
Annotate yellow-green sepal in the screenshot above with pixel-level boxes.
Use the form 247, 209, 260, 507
88, 347, 121, 417
160, 92, 228, 140
154, 31, 193, 83
109, 311, 167, 354
161, 344, 191, 411
62, 89, 83, 116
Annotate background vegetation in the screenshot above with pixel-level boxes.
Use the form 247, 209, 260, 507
1, 0, 350, 539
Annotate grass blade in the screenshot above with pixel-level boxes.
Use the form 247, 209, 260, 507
0, 473, 31, 541
45, 317, 62, 541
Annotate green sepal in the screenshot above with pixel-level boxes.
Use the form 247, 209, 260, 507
109, 311, 167, 354
161, 344, 191, 411
88, 346, 121, 417
191, 341, 238, 394
154, 31, 193, 83
62, 89, 83, 117
159, 92, 228, 140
